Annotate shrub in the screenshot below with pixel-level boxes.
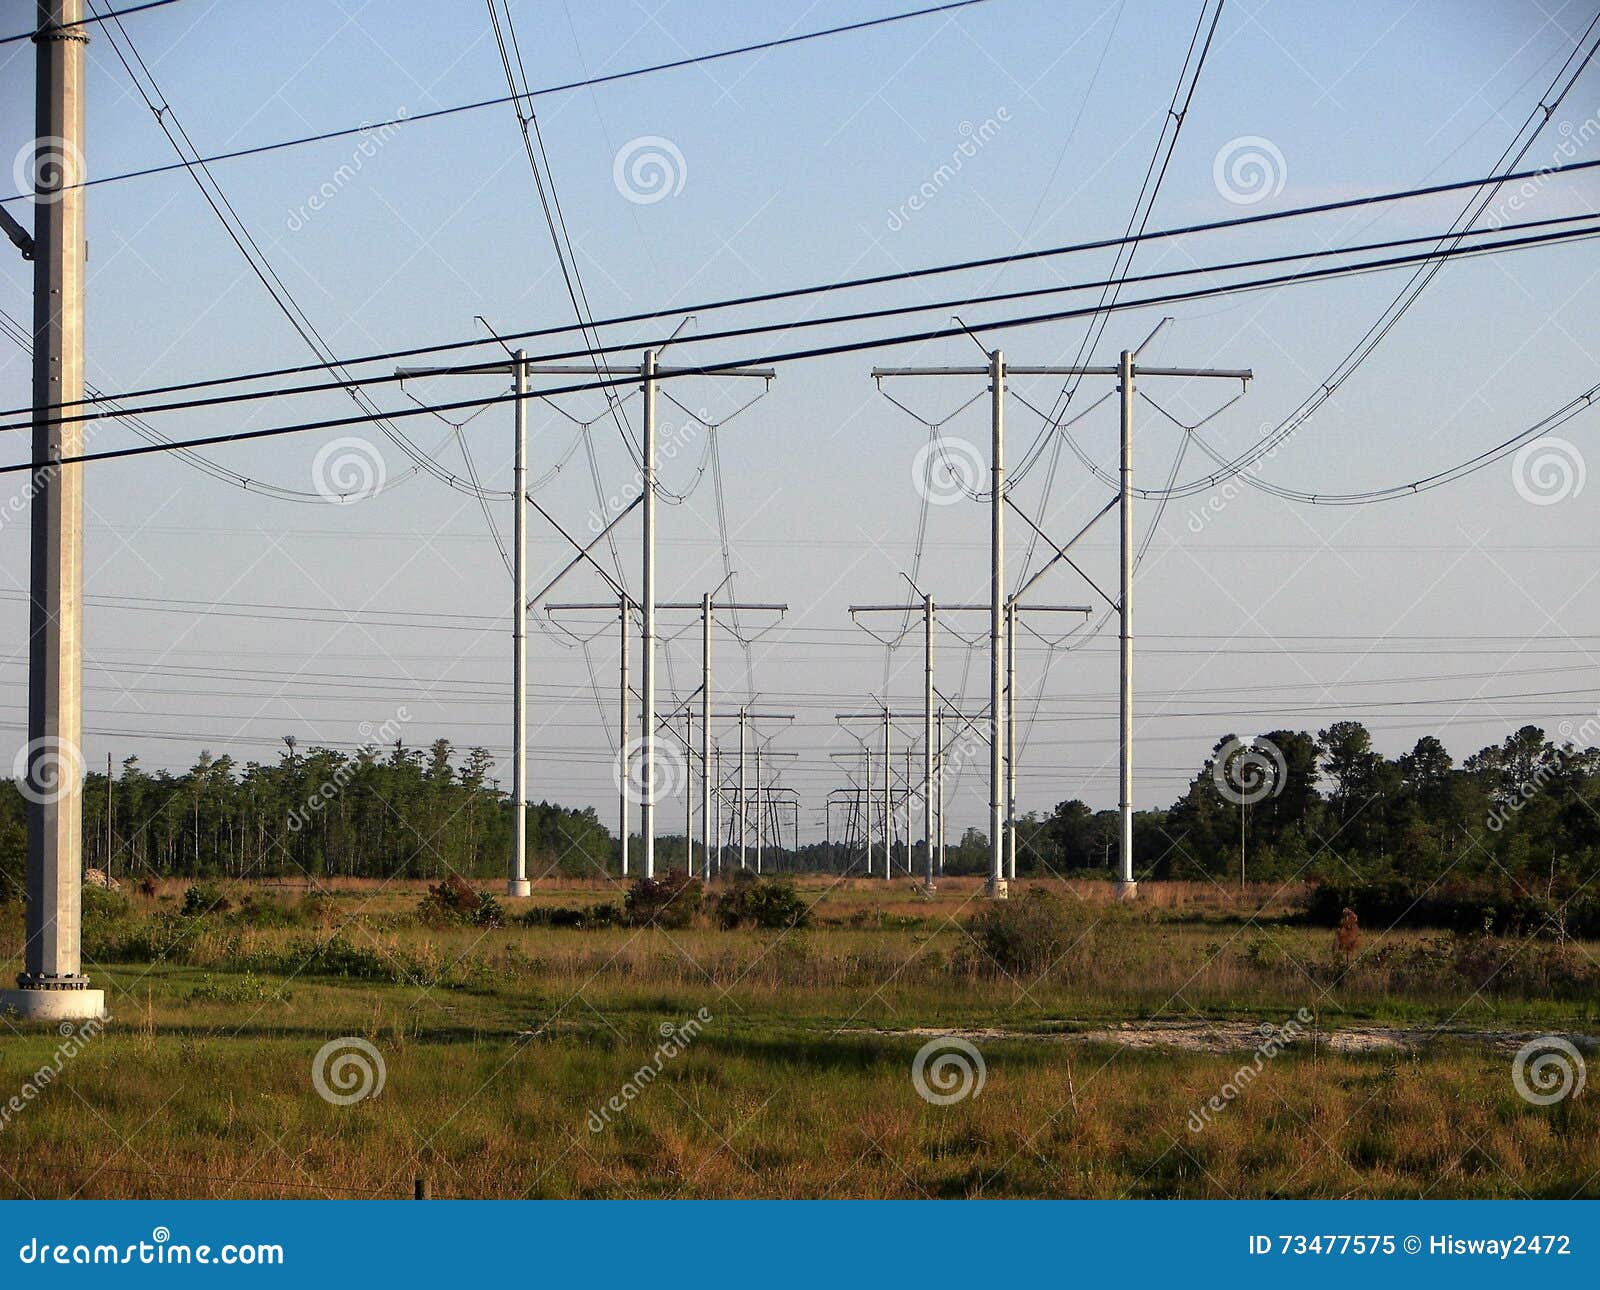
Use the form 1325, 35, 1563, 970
624, 871, 703, 928
418, 875, 504, 928
81, 883, 131, 923
138, 875, 159, 898
962, 888, 1072, 975
180, 882, 232, 918
714, 877, 810, 930
518, 902, 621, 929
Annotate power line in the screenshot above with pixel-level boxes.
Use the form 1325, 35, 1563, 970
90, 2, 506, 501
12, 154, 1596, 422
4, 218, 1594, 477
0, 0, 179, 45
3, 0, 998, 199
10, 205, 1598, 437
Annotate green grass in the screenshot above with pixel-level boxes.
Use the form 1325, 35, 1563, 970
0, 876, 1594, 1198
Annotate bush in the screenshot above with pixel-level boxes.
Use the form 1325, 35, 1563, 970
624, 871, 703, 928
714, 877, 810, 930
518, 902, 621, 929
418, 875, 503, 928
180, 882, 232, 918
81, 883, 132, 923
962, 888, 1072, 975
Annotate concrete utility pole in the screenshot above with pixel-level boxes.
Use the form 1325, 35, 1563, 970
619, 596, 630, 874
510, 353, 530, 895
872, 340, 1250, 900
513, 356, 771, 877
5, 0, 101, 1020
546, 596, 783, 879
935, 708, 945, 877
391, 348, 562, 895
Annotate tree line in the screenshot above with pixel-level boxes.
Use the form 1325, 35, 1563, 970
0, 720, 1595, 896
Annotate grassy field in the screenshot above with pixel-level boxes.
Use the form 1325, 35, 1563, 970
0, 875, 1594, 1199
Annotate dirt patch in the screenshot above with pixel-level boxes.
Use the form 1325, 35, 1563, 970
860, 1022, 1599, 1055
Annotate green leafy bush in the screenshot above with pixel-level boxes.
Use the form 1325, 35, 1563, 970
624, 871, 703, 928
180, 882, 232, 918
519, 902, 621, 929
962, 888, 1072, 975
418, 875, 504, 928
714, 877, 810, 930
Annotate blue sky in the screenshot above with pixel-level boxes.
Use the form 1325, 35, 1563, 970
2, 0, 1598, 842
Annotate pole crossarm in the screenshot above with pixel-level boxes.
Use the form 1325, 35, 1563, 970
872, 364, 1251, 381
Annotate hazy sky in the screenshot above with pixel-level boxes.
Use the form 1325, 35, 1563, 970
2, 0, 1598, 845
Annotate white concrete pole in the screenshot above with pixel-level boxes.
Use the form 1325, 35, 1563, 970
508, 352, 531, 897
935, 708, 946, 876
640, 350, 657, 879
701, 592, 712, 882
8, 0, 102, 1020
863, 746, 872, 876
754, 743, 763, 874
618, 595, 629, 876
683, 710, 693, 874
903, 746, 912, 883
923, 595, 934, 888
713, 747, 722, 874
737, 707, 747, 870
988, 349, 1008, 898
1006, 595, 1017, 883
882, 707, 892, 880
1117, 348, 1137, 900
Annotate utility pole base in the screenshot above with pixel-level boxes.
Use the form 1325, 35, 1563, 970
985, 877, 1009, 900
506, 879, 532, 898
1, 985, 106, 1023
1115, 880, 1139, 902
